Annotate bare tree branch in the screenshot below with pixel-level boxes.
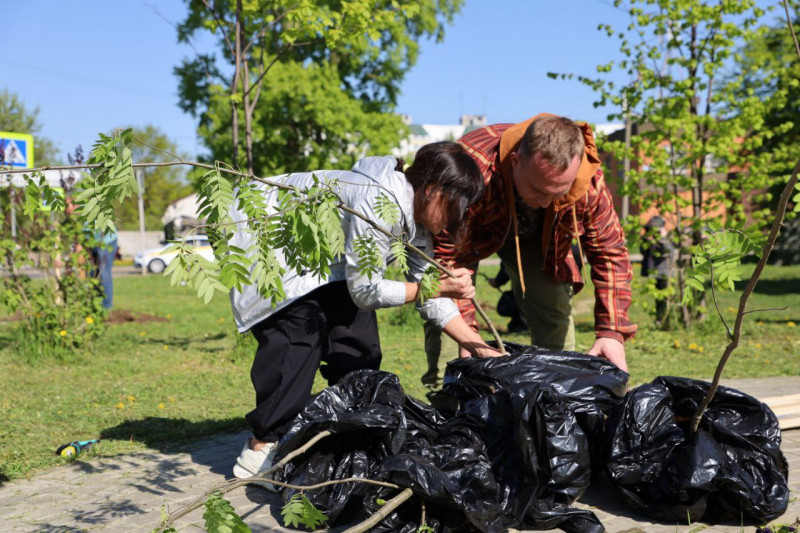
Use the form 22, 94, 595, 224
146, 3, 218, 85
132, 136, 185, 164
200, 0, 236, 58
244, 39, 319, 100
742, 306, 789, 316
157, 430, 334, 532
341, 488, 414, 533
241, 3, 299, 56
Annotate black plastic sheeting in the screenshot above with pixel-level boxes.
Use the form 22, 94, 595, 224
606, 376, 789, 523
271, 345, 787, 531
444, 341, 629, 472
273, 342, 628, 532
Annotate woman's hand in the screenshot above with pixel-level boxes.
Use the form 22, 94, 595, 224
458, 342, 503, 359
442, 310, 505, 359
437, 268, 476, 300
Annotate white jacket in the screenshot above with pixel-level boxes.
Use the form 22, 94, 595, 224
230, 156, 459, 332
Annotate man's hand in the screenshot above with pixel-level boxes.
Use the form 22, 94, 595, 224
437, 268, 476, 300
587, 337, 628, 372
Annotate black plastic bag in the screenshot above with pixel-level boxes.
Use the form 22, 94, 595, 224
606, 376, 789, 523
377, 424, 505, 532
275, 371, 410, 523
366, 387, 602, 533
444, 340, 628, 470
452, 387, 602, 533
274, 367, 605, 532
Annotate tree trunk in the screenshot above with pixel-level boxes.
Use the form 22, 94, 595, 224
230, 0, 243, 168
243, 59, 255, 176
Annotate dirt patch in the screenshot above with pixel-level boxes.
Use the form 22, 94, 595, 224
107, 310, 170, 325
0, 310, 168, 324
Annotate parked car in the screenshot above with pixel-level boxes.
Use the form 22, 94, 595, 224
133, 235, 214, 274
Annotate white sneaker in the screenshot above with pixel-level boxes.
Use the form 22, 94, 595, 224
232, 439, 278, 491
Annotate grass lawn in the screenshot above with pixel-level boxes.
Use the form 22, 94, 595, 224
1, 263, 798, 482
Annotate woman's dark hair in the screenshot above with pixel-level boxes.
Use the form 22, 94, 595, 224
404, 141, 484, 238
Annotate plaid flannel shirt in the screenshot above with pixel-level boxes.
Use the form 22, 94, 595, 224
433, 121, 637, 343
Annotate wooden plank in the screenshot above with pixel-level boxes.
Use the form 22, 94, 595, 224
761, 393, 800, 407
770, 404, 800, 416
778, 416, 800, 430
760, 394, 800, 430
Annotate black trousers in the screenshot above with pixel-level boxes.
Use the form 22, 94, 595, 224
245, 281, 382, 442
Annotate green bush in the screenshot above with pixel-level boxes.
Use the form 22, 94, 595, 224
1, 209, 106, 362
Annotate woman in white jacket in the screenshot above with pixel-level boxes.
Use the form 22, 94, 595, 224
230, 142, 499, 483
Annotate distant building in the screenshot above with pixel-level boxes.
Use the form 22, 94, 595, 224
161, 193, 205, 240
395, 115, 617, 160
598, 123, 747, 229
393, 115, 487, 159
593, 123, 624, 137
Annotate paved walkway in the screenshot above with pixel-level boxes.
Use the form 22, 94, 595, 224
1, 377, 798, 532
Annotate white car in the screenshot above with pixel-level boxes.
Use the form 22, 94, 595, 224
133, 235, 215, 274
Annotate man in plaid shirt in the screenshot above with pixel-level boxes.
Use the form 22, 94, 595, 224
423, 115, 637, 400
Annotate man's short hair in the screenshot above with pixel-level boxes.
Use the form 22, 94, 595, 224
517, 115, 585, 171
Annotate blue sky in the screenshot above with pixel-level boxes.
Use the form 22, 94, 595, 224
0, 0, 777, 162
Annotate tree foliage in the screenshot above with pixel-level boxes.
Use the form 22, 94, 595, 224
113, 125, 193, 230
0, 88, 58, 166
733, 3, 800, 264
1, 172, 106, 362
551, 0, 788, 327
193, 61, 406, 174
737, 2, 800, 180
174, 0, 462, 175
15, 129, 441, 310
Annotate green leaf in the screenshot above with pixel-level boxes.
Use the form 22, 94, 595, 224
281, 493, 328, 531
203, 491, 251, 533
374, 193, 400, 226
390, 239, 409, 274
353, 234, 382, 281
418, 266, 441, 304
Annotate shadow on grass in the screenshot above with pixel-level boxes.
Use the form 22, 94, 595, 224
748, 316, 800, 324
100, 416, 246, 452
735, 276, 800, 295
145, 331, 228, 348
0, 329, 15, 349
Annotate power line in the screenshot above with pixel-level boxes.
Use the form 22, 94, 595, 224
0, 59, 175, 100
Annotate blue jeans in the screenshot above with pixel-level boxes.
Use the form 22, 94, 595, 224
96, 241, 117, 309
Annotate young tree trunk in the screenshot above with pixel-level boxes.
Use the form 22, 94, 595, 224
243, 60, 255, 176
230, 0, 243, 168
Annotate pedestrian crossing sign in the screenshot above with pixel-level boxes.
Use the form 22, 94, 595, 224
0, 132, 35, 168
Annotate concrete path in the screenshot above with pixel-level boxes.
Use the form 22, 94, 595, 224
1, 377, 798, 532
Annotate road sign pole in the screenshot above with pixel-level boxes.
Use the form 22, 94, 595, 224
10, 187, 17, 240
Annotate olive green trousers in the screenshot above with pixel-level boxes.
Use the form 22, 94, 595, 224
421, 239, 575, 391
